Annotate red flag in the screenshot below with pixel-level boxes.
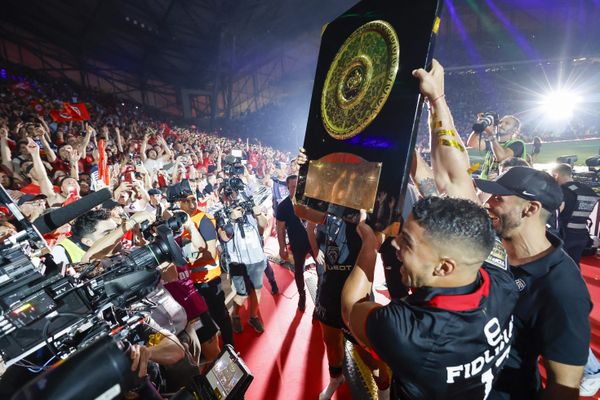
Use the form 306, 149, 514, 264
63, 102, 90, 121
10, 82, 31, 98
50, 109, 76, 122
30, 99, 45, 116
98, 139, 109, 186
159, 122, 171, 135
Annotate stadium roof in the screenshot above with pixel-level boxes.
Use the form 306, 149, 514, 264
2, 0, 599, 90
0, 0, 354, 88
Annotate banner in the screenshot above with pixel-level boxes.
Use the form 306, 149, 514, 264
50, 102, 91, 122
97, 139, 109, 186
10, 82, 31, 98
63, 102, 90, 121
50, 109, 75, 122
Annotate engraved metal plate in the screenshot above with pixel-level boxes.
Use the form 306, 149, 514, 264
304, 153, 382, 212
321, 20, 400, 140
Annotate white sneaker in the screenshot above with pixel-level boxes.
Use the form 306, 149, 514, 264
319, 375, 345, 400
580, 371, 600, 396
377, 387, 390, 400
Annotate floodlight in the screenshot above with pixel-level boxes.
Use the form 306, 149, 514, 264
539, 90, 582, 120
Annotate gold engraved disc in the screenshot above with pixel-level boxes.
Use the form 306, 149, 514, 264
321, 20, 399, 140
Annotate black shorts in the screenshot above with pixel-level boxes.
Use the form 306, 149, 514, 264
314, 270, 358, 344
192, 311, 219, 343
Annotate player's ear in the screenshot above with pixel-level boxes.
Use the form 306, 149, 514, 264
434, 258, 456, 277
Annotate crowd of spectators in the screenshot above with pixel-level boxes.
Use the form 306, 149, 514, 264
0, 63, 294, 206
0, 62, 299, 396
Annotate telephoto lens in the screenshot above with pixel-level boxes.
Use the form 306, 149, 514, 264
472, 112, 498, 134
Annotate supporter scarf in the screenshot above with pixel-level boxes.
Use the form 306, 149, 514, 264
97, 139, 109, 186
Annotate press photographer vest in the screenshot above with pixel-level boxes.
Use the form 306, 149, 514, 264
188, 211, 221, 283
562, 182, 599, 233
480, 138, 526, 180
58, 238, 86, 264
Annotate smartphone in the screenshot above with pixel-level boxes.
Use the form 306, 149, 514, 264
123, 171, 135, 183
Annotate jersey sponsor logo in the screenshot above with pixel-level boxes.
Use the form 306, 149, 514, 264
484, 240, 507, 270
446, 316, 514, 399
325, 264, 353, 271
515, 278, 526, 291
326, 243, 340, 265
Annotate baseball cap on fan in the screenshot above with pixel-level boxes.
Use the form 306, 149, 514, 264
474, 166, 563, 211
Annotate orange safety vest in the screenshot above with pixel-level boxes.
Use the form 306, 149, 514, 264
185, 211, 221, 283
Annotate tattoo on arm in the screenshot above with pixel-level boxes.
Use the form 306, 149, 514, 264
416, 177, 439, 197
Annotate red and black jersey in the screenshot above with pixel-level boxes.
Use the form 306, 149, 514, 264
366, 262, 518, 400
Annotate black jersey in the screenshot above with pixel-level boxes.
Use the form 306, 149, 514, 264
314, 216, 361, 333
365, 262, 518, 400
490, 233, 591, 399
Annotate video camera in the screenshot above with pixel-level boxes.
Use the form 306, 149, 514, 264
166, 179, 194, 203
0, 185, 187, 399
140, 181, 192, 241
140, 209, 189, 242
214, 154, 255, 225
222, 153, 245, 177
472, 112, 500, 135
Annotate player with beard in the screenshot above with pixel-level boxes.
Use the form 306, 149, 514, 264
467, 114, 525, 180
415, 59, 591, 400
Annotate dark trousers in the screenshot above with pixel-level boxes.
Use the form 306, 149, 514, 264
264, 260, 277, 287
194, 276, 234, 346
564, 236, 588, 267
292, 247, 310, 295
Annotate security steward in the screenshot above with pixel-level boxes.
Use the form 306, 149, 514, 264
552, 163, 599, 266
179, 194, 234, 346
342, 198, 518, 399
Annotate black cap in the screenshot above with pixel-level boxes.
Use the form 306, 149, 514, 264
17, 194, 46, 206
474, 166, 563, 211
148, 188, 162, 196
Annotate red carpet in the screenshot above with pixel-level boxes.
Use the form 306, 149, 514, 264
235, 241, 600, 399
232, 237, 352, 400
580, 255, 600, 400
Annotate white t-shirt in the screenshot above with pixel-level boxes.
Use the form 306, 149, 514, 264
125, 199, 157, 215
144, 158, 164, 175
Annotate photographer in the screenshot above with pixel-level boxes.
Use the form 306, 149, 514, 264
50, 208, 154, 267
466, 113, 525, 180
217, 186, 268, 334
177, 191, 234, 347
